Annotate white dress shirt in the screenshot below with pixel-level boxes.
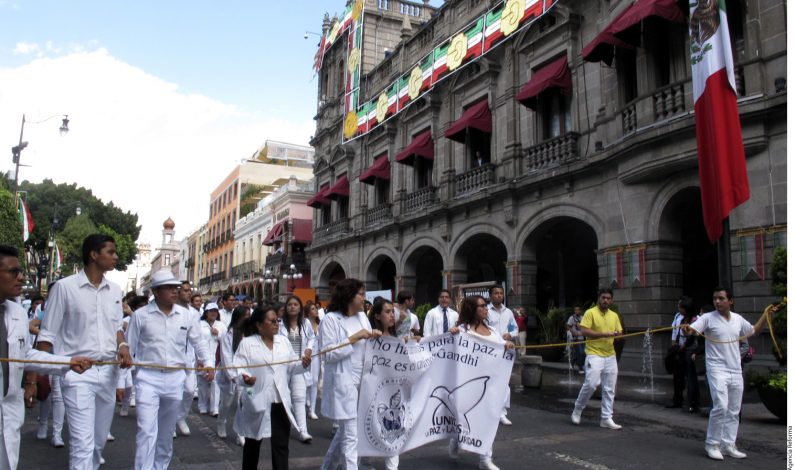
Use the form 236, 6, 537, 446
126, 302, 211, 368
423, 305, 459, 337
487, 303, 518, 339
219, 308, 233, 329
39, 270, 123, 361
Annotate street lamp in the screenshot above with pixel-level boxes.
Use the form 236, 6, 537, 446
282, 263, 303, 292
304, 30, 321, 40
263, 269, 278, 301
12, 114, 70, 199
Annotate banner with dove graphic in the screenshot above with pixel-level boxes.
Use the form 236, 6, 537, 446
357, 333, 514, 457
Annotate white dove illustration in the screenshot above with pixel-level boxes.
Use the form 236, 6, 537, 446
429, 376, 490, 432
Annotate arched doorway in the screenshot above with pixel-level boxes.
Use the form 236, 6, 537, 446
453, 233, 508, 284
319, 261, 346, 293
525, 217, 598, 310
659, 187, 718, 308
405, 246, 444, 306
366, 255, 397, 295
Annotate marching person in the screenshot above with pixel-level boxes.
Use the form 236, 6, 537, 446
304, 303, 322, 421
319, 278, 380, 470
198, 303, 226, 416
124, 270, 214, 470
217, 306, 250, 446
278, 295, 314, 443
423, 289, 458, 337
685, 286, 776, 461
570, 288, 623, 430
486, 286, 517, 426
117, 295, 148, 418
394, 291, 420, 337
234, 306, 308, 470
38, 234, 133, 470
219, 293, 236, 328
176, 280, 200, 436
0, 244, 93, 470
565, 305, 586, 374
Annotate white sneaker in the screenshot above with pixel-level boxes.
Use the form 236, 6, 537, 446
299, 431, 313, 443
129, 396, 135, 407
51, 434, 64, 448
172, 430, 176, 438
599, 419, 622, 430
570, 409, 581, 425
331, 422, 339, 434
177, 420, 191, 436
106, 433, 115, 442
99, 456, 106, 465
308, 410, 319, 420
478, 458, 500, 470
499, 415, 512, 426
236, 435, 245, 446
36, 423, 48, 440
448, 438, 459, 460
217, 422, 227, 438
705, 444, 724, 460
720, 444, 747, 459
119, 407, 129, 417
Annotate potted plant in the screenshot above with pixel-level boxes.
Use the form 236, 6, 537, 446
749, 369, 786, 421
414, 303, 432, 336
531, 306, 568, 362
770, 247, 786, 365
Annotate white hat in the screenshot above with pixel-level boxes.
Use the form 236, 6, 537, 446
205, 302, 220, 311
150, 270, 182, 289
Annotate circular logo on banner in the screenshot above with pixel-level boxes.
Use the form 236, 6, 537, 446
446, 33, 468, 71
408, 66, 423, 100
348, 47, 360, 75
364, 377, 413, 454
343, 112, 358, 138
376, 92, 389, 123
501, 0, 522, 36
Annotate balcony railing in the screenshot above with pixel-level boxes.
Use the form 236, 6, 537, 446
265, 252, 286, 268
652, 81, 687, 122
525, 132, 580, 173
210, 272, 226, 283
455, 164, 494, 196
621, 103, 637, 134
314, 217, 350, 242
403, 186, 436, 214
365, 203, 392, 226
231, 260, 258, 278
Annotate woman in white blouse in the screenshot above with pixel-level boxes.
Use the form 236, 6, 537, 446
278, 295, 315, 443
303, 302, 322, 420
198, 303, 226, 415
234, 306, 308, 470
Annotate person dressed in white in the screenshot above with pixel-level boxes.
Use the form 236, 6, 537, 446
685, 286, 776, 461
319, 278, 380, 470
38, 234, 133, 470
278, 295, 314, 443
486, 286, 518, 426
448, 294, 514, 470
234, 306, 308, 470
218, 293, 236, 329
124, 270, 214, 470
0, 245, 94, 470
217, 306, 250, 446
394, 291, 420, 337
198, 303, 226, 416
175, 282, 200, 436
304, 303, 322, 420
422, 289, 458, 337
116, 295, 148, 419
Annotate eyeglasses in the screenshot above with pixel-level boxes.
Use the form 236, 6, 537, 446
0, 268, 24, 277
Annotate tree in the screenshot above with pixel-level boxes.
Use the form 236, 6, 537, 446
99, 224, 136, 271
56, 213, 98, 269
0, 190, 23, 254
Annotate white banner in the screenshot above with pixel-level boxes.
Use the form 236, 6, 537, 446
357, 333, 514, 457
366, 289, 393, 303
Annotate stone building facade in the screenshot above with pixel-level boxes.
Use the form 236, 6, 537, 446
307, 0, 786, 356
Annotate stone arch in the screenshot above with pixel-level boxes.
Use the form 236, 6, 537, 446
364, 252, 398, 296
647, 175, 701, 241
517, 204, 605, 260
402, 242, 445, 307
449, 223, 515, 264
451, 232, 509, 289
316, 256, 349, 300
399, 235, 448, 272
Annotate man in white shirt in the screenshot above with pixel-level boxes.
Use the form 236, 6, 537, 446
423, 290, 458, 337
0, 245, 93, 470
218, 292, 235, 328
176, 281, 200, 437
38, 234, 132, 470
686, 286, 775, 461
394, 291, 420, 337
125, 270, 213, 470
486, 286, 517, 426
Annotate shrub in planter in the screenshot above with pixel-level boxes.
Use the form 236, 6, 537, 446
749, 369, 787, 420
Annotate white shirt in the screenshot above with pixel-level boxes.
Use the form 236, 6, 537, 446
671, 312, 686, 347
39, 270, 123, 361
126, 302, 211, 368
689, 310, 754, 373
219, 308, 233, 328
423, 305, 459, 337
200, 319, 227, 367
341, 313, 370, 384
487, 303, 517, 338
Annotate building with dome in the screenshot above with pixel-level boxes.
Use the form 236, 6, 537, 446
139, 217, 183, 292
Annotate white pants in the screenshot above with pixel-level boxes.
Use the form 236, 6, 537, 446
0, 406, 11, 470
291, 374, 308, 433
50, 376, 65, 437
574, 355, 618, 420
706, 369, 744, 446
517, 331, 527, 356
134, 369, 185, 470
61, 365, 118, 470
179, 370, 198, 421
196, 374, 219, 414
217, 378, 240, 437
321, 418, 357, 470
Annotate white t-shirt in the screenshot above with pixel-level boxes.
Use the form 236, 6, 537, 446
340, 312, 370, 385
689, 310, 754, 373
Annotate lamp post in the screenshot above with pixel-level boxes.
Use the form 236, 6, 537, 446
304, 30, 321, 40
282, 263, 303, 292
12, 114, 70, 200
263, 269, 278, 302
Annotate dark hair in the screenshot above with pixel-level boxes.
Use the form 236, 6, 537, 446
81, 234, 115, 266
369, 297, 396, 336
489, 285, 504, 296
223, 292, 236, 303
597, 287, 613, 298
231, 306, 252, 352
713, 286, 733, 300
201, 306, 220, 322
190, 293, 203, 302
0, 245, 19, 264
128, 295, 149, 311
304, 303, 320, 325
457, 295, 486, 327
242, 305, 277, 337
396, 291, 413, 304
29, 292, 44, 303
284, 295, 306, 336
438, 289, 451, 298
327, 278, 364, 313
678, 295, 696, 318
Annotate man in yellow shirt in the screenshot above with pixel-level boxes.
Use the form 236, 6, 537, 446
570, 288, 623, 430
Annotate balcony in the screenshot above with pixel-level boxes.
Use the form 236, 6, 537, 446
365, 203, 392, 226
231, 260, 258, 279
314, 217, 350, 243
455, 164, 494, 196
403, 186, 436, 214
265, 252, 286, 268
652, 81, 687, 122
210, 272, 226, 283
621, 103, 637, 135
525, 132, 580, 173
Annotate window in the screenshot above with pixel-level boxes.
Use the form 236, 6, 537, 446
644, 18, 688, 89
321, 205, 332, 225
467, 134, 490, 169
616, 48, 638, 104
415, 157, 432, 189
165, 254, 171, 266
338, 59, 346, 96
375, 179, 390, 205
540, 92, 572, 140
337, 198, 349, 219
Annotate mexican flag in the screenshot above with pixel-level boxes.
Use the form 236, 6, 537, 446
357, 102, 370, 134
18, 199, 35, 241
462, 17, 485, 63
432, 43, 450, 82
690, 0, 749, 243
484, 7, 505, 52
419, 53, 433, 90
521, 0, 545, 23
397, 75, 410, 110
53, 241, 62, 273
385, 82, 398, 117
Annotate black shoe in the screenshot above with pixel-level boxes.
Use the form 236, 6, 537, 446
665, 403, 682, 409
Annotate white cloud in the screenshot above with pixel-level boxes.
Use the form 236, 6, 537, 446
0, 46, 315, 255
13, 42, 39, 55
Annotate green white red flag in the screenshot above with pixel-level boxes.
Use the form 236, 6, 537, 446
18, 199, 35, 241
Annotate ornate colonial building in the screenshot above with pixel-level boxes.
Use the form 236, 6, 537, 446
307, 0, 786, 357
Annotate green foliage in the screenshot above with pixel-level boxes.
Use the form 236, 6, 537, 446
239, 184, 268, 219
57, 214, 98, 268
0, 190, 23, 254
532, 307, 569, 344
771, 247, 786, 297
415, 303, 432, 325
749, 369, 787, 392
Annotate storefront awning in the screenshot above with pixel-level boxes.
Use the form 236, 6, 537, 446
444, 99, 492, 143
262, 222, 285, 246
306, 185, 331, 208
326, 175, 350, 200
581, 6, 634, 65
609, 0, 686, 46
358, 154, 391, 185
516, 55, 572, 110
290, 219, 313, 245
395, 130, 434, 165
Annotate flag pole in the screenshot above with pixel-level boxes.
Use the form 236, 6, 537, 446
717, 218, 733, 287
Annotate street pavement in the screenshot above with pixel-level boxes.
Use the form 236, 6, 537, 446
19, 371, 786, 469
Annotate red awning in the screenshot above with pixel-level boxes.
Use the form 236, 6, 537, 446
326, 175, 350, 200
444, 99, 492, 143
359, 154, 391, 185
581, 7, 634, 66
609, 0, 686, 46
516, 55, 572, 110
290, 219, 313, 245
395, 130, 434, 165
262, 222, 285, 246
306, 185, 331, 208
